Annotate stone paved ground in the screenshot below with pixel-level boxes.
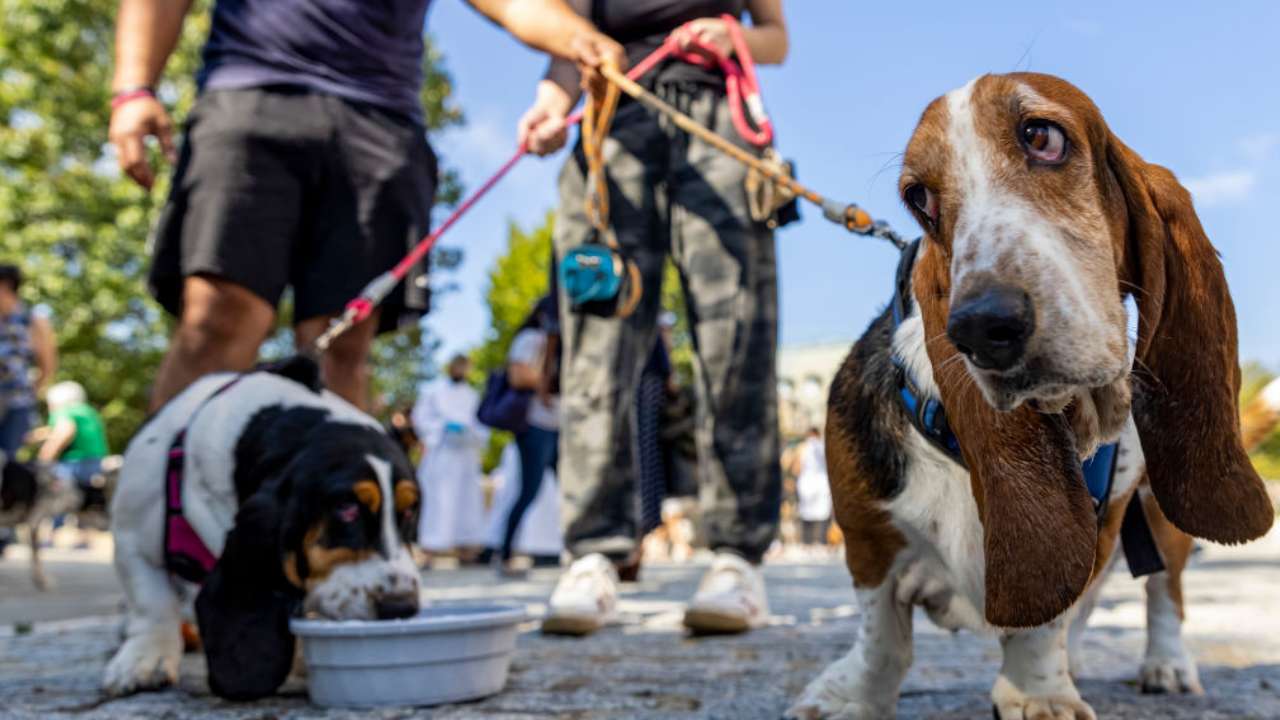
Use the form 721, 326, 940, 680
1, 530, 1278, 720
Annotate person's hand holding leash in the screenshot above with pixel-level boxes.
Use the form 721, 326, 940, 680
109, 92, 176, 190
518, 82, 574, 156
672, 18, 733, 59
517, 28, 623, 157
568, 30, 626, 95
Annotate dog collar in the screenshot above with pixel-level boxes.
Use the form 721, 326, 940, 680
889, 240, 967, 468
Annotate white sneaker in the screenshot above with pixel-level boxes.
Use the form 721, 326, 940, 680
541, 553, 619, 636
683, 552, 769, 634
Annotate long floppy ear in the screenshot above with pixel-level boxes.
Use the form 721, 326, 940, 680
1107, 135, 1274, 543
914, 241, 1098, 628
195, 487, 299, 700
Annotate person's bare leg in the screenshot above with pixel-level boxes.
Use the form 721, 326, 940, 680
149, 276, 276, 412
294, 310, 380, 410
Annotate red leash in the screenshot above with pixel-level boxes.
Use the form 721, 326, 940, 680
625, 14, 772, 147
313, 16, 773, 352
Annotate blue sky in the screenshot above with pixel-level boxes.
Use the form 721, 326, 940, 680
423, 1, 1280, 366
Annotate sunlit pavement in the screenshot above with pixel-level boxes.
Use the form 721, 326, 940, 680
1, 530, 1278, 719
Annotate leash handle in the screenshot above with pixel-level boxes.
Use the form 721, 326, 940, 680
582, 63, 622, 234
718, 13, 773, 147
658, 15, 773, 147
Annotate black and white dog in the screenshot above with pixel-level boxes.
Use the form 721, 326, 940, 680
0, 455, 79, 590
102, 358, 422, 700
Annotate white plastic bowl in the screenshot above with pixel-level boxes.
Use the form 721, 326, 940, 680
290, 603, 526, 708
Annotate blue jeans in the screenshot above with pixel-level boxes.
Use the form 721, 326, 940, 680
0, 406, 29, 550
500, 426, 558, 562
0, 406, 32, 458
57, 458, 104, 490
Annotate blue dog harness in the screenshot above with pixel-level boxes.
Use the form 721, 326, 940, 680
889, 240, 1164, 576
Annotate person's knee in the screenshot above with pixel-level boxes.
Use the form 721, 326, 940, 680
307, 308, 375, 377
323, 333, 371, 374
174, 278, 273, 358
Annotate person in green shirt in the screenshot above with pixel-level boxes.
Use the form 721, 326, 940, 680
38, 381, 109, 486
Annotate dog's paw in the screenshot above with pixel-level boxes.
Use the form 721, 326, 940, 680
102, 632, 182, 696
785, 674, 892, 720
784, 698, 886, 720
1139, 655, 1203, 695
993, 697, 1096, 720
993, 700, 1095, 720
992, 676, 1095, 720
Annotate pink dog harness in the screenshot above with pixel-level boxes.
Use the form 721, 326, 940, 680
163, 377, 241, 584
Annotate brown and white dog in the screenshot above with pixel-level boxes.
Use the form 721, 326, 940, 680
787, 73, 1274, 720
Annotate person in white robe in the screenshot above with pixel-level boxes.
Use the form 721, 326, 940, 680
413, 355, 489, 554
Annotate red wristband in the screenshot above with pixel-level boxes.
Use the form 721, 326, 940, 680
111, 87, 156, 110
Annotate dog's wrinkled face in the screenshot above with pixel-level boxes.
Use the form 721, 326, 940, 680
281, 431, 422, 621
901, 74, 1131, 449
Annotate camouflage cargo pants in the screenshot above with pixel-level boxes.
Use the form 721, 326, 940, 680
554, 82, 781, 563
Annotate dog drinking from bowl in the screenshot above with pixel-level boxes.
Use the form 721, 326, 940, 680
102, 356, 422, 700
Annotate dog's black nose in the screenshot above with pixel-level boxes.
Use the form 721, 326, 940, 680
374, 595, 419, 620
946, 285, 1034, 371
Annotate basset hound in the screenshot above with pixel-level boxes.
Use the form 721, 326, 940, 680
787, 73, 1274, 720
102, 358, 422, 700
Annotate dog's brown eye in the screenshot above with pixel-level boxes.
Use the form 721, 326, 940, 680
334, 502, 360, 523
904, 184, 937, 223
1020, 120, 1067, 163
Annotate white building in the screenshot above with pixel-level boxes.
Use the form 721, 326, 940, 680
777, 341, 852, 440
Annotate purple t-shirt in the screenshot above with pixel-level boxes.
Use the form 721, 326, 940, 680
199, 0, 433, 122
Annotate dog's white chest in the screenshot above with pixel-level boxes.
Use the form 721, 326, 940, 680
886, 430, 988, 631
886, 307, 989, 630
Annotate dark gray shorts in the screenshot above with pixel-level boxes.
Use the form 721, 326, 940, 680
149, 87, 437, 332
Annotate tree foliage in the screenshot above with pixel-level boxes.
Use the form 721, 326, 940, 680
468, 214, 554, 469
1241, 361, 1280, 480
470, 212, 556, 379
0, 0, 461, 451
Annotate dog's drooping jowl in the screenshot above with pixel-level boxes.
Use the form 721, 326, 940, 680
103, 358, 422, 700
788, 73, 1273, 720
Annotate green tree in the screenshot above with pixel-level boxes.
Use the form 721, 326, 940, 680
659, 260, 694, 384
471, 212, 556, 378
469, 213, 554, 469
0, 0, 461, 451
